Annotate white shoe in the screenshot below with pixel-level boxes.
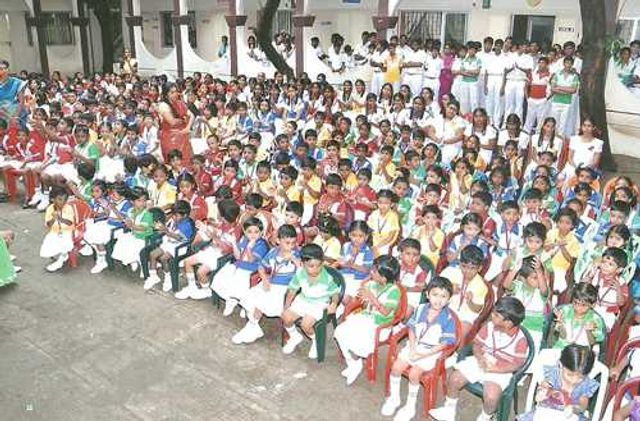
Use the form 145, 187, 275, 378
46, 259, 64, 272
79, 244, 93, 257
429, 406, 457, 421
28, 192, 42, 206
36, 198, 49, 212
344, 359, 363, 385
308, 342, 318, 360
14, 266, 22, 273
240, 309, 246, 318
475, 412, 494, 421
282, 331, 304, 354
190, 286, 212, 300
130, 261, 139, 273
10, 254, 16, 262
90, 260, 108, 274
222, 299, 238, 317
341, 367, 350, 378
232, 323, 264, 345
162, 275, 172, 292
143, 274, 161, 290
393, 404, 416, 421
381, 396, 402, 417
175, 283, 197, 300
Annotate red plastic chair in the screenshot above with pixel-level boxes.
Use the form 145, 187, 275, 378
67, 198, 92, 268
605, 337, 640, 412
338, 285, 407, 383
605, 299, 633, 365
611, 377, 640, 420
383, 310, 463, 417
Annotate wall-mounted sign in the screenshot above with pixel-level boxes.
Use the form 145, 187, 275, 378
558, 26, 575, 32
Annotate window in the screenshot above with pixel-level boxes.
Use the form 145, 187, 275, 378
617, 18, 639, 43
24, 12, 34, 46
511, 15, 555, 50
41, 12, 74, 45
160, 11, 197, 48
274, 9, 293, 36
399, 11, 467, 46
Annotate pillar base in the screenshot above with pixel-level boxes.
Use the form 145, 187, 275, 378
224, 15, 247, 27
125, 15, 143, 27
372, 15, 398, 32
292, 15, 315, 27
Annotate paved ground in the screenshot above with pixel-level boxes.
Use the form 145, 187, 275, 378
3, 153, 638, 421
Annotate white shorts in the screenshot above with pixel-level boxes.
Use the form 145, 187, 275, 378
0, 159, 23, 169
210, 263, 252, 301
42, 163, 78, 184
343, 274, 365, 297
334, 313, 383, 358
40, 231, 74, 258
455, 356, 513, 390
288, 296, 328, 321
397, 345, 441, 371
241, 283, 289, 318
160, 237, 189, 257
83, 219, 112, 245
193, 245, 223, 268
111, 233, 146, 265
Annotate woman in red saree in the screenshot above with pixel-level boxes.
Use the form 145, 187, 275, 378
158, 83, 194, 164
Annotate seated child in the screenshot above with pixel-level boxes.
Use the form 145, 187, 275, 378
143, 200, 195, 292
232, 224, 301, 345
210, 216, 269, 316
273, 166, 301, 226
446, 212, 489, 268
39, 185, 75, 272
517, 344, 598, 421
281, 244, 340, 359
574, 224, 631, 282
519, 188, 551, 229
148, 164, 177, 212
503, 255, 550, 353
485, 200, 524, 281
177, 173, 208, 222
398, 238, 431, 315
579, 247, 628, 330
313, 215, 342, 264
440, 245, 489, 338
297, 157, 322, 226
367, 189, 401, 257
179, 199, 241, 300
334, 255, 402, 385
551, 282, 606, 350
381, 277, 457, 420
410, 205, 445, 268
348, 168, 377, 221
338, 221, 374, 304
430, 297, 529, 421
110, 187, 154, 272
545, 207, 580, 294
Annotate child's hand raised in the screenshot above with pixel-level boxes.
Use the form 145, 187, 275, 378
553, 308, 564, 325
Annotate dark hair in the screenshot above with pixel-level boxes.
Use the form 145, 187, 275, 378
498, 200, 519, 214
427, 276, 454, 297
300, 157, 317, 170
243, 216, 264, 232
560, 344, 595, 375
325, 173, 343, 188
461, 212, 483, 229
130, 186, 149, 201
523, 222, 547, 242
374, 255, 400, 284
555, 207, 578, 227
357, 168, 372, 181
77, 162, 96, 181
377, 189, 398, 203
245, 193, 264, 209
472, 191, 493, 208
172, 199, 191, 216
522, 188, 542, 202
301, 243, 324, 262
214, 185, 234, 200
460, 245, 484, 267
348, 220, 370, 236
285, 201, 303, 217
571, 282, 598, 305
168, 149, 183, 161
606, 224, 631, 245
602, 247, 628, 269
422, 204, 442, 219
50, 184, 69, 200
494, 296, 526, 326
277, 224, 297, 239
318, 215, 341, 238
399, 237, 421, 253
218, 199, 241, 223
611, 200, 632, 217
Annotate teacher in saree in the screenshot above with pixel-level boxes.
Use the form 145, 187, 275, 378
0, 60, 27, 129
157, 83, 194, 164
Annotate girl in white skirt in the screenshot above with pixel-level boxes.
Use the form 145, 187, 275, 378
232, 224, 300, 345
338, 221, 374, 304
82, 180, 112, 274
381, 277, 457, 421
177, 199, 241, 301
210, 216, 269, 316
143, 200, 195, 292
40, 185, 75, 272
110, 187, 154, 272
334, 254, 402, 385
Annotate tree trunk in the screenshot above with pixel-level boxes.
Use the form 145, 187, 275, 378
579, 0, 619, 171
98, 14, 115, 73
256, 0, 294, 79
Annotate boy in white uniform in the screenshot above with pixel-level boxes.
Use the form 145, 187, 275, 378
483, 39, 509, 127
423, 47, 443, 100
400, 39, 426, 98
503, 42, 533, 124
458, 42, 482, 115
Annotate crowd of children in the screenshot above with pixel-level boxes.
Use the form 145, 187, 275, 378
0, 33, 640, 421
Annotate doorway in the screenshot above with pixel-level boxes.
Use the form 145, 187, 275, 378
512, 15, 555, 49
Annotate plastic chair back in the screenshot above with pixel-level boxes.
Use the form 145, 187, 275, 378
325, 266, 346, 303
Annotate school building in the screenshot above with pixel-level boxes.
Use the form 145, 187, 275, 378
0, 0, 639, 156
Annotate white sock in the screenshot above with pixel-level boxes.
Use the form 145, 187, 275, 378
285, 325, 299, 337
149, 269, 157, 277
186, 272, 196, 282
481, 409, 493, 419
406, 383, 419, 407
389, 374, 401, 401
444, 397, 458, 407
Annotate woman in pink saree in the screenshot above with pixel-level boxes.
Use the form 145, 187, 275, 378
158, 83, 194, 163
439, 43, 455, 102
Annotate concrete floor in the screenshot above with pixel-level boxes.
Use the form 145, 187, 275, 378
5, 152, 637, 421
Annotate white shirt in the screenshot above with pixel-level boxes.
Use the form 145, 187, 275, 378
484, 53, 510, 77
506, 53, 534, 81
424, 55, 443, 78
370, 50, 388, 72
569, 136, 603, 168
327, 47, 346, 71
402, 49, 426, 75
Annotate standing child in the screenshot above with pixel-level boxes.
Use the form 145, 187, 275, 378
381, 277, 457, 420
281, 244, 340, 359
232, 224, 301, 344
110, 187, 154, 273
368, 189, 401, 257
334, 255, 402, 385
39, 185, 75, 272
517, 345, 598, 421
430, 297, 529, 421
82, 180, 113, 274
211, 217, 269, 316
338, 221, 374, 305
143, 200, 195, 292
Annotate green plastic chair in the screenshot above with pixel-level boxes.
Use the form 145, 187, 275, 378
209, 254, 237, 307
458, 326, 535, 421
282, 266, 345, 363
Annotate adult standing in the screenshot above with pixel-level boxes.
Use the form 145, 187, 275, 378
158, 83, 194, 164
120, 48, 138, 76
0, 231, 17, 287
0, 60, 27, 129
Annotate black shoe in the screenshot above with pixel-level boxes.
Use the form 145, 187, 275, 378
0, 193, 8, 203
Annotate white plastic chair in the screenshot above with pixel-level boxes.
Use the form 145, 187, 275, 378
524, 348, 609, 420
